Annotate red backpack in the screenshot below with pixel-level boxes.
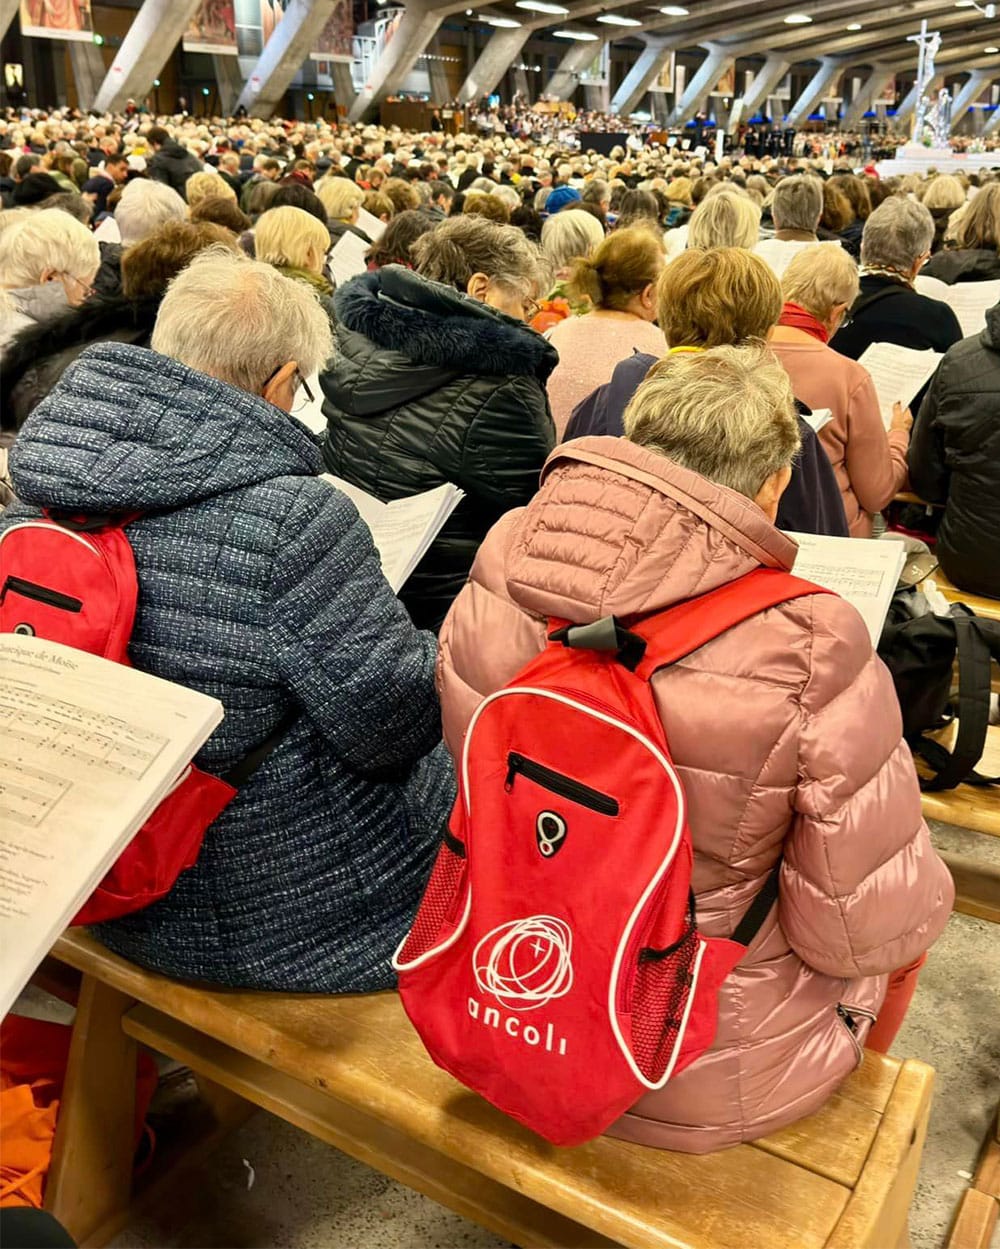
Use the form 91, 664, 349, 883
394, 569, 829, 1147
0, 513, 289, 925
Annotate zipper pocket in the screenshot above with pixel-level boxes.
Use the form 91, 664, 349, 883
504, 752, 620, 816
0, 575, 83, 613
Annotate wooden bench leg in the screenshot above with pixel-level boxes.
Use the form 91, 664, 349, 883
44, 974, 137, 1247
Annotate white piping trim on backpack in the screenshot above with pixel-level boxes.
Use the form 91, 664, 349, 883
0, 521, 100, 556
393, 685, 693, 1090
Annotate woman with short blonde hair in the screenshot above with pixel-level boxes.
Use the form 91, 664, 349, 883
686, 188, 761, 252
924, 182, 1000, 283
771, 244, 909, 536
657, 245, 779, 347
255, 205, 334, 310
317, 176, 364, 224
921, 174, 965, 254
184, 171, 237, 209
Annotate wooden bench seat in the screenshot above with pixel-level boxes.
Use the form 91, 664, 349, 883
919, 723, 1000, 838
927, 572, 1000, 625
41, 929, 934, 1249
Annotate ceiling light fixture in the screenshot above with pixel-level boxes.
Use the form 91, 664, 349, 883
552, 28, 600, 39
985, 44, 1000, 51
783, 13, 813, 24
659, 5, 689, 14
515, 0, 569, 12
485, 15, 522, 25
597, 12, 642, 23
845, 22, 862, 30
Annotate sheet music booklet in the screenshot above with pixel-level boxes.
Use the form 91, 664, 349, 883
785, 533, 907, 645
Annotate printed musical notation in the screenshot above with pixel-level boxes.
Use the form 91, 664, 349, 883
0, 686, 170, 829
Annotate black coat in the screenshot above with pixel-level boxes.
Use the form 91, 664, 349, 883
320, 266, 557, 630
564, 352, 850, 538
922, 248, 1000, 285
831, 275, 963, 360
909, 300, 1000, 599
0, 296, 159, 432
147, 141, 202, 199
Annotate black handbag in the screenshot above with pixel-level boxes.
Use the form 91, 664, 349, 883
878, 594, 1000, 792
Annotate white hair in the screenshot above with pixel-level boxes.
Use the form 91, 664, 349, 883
687, 189, 761, 251
623, 342, 800, 499
115, 178, 186, 246
782, 244, 860, 320
541, 209, 604, 272
861, 197, 934, 270
0, 208, 99, 289
151, 249, 333, 394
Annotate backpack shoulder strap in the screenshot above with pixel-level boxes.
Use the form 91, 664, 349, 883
631, 568, 830, 680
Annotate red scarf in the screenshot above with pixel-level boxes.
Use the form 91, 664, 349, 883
779, 302, 829, 344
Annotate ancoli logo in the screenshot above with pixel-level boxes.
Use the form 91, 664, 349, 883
472, 915, 573, 1010
467, 996, 568, 1055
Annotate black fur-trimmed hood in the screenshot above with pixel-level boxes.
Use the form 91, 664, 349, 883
333, 265, 558, 382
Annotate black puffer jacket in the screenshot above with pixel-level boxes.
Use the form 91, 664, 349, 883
0, 296, 160, 432
147, 141, 202, 199
910, 300, 1000, 599
922, 247, 1000, 284
321, 266, 557, 630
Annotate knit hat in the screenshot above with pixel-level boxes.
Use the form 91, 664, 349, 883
544, 185, 581, 215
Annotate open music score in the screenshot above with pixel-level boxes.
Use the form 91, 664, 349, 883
0, 635, 223, 1017
785, 532, 907, 645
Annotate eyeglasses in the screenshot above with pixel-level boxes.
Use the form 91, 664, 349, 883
60, 272, 95, 301
263, 365, 315, 412
523, 296, 541, 321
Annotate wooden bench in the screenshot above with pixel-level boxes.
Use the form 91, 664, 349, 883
919, 723, 1000, 840
38, 929, 934, 1249
926, 571, 1000, 625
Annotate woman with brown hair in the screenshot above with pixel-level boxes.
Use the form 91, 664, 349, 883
545, 226, 665, 436
923, 182, 1000, 283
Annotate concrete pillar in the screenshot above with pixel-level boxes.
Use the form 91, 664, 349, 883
456, 27, 531, 107
842, 64, 895, 128
984, 104, 1000, 135
68, 41, 107, 111
426, 35, 452, 104
950, 70, 993, 127
741, 55, 790, 120
238, 0, 336, 118
0, 0, 19, 38
94, 0, 202, 114
544, 40, 600, 102
330, 62, 357, 116
212, 54, 243, 116
669, 45, 734, 127
350, 0, 443, 122
785, 57, 842, 129
610, 37, 671, 118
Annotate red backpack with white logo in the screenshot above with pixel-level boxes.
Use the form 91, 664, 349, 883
395, 568, 829, 1147
0, 513, 289, 925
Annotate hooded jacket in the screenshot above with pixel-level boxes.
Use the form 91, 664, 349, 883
564, 352, 850, 537
909, 300, 1000, 599
2, 342, 454, 991
437, 437, 953, 1152
321, 266, 557, 631
922, 247, 1000, 285
147, 140, 203, 199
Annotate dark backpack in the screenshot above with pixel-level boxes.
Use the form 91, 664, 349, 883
878, 593, 1000, 791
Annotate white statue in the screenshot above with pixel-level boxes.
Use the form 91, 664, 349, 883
907, 20, 941, 144
933, 87, 953, 147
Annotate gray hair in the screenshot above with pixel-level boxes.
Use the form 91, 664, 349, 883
581, 179, 609, 206
541, 209, 604, 272
782, 244, 860, 320
687, 189, 760, 251
861, 196, 934, 270
772, 175, 823, 233
0, 208, 99, 289
151, 249, 333, 395
412, 214, 551, 296
115, 178, 186, 246
623, 342, 800, 499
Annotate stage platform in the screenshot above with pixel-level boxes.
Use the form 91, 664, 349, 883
876, 143, 999, 176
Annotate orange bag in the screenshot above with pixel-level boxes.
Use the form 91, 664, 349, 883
0, 1017, 157, 1209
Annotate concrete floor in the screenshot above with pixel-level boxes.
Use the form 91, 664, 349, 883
100, 819, 1000, 1249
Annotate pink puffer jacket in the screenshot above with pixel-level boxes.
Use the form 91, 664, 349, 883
437, 436, 953, 1153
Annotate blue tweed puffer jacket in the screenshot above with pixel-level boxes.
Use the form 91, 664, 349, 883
3, 342, 455, 992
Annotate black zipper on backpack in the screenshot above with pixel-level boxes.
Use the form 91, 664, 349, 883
504, 752, 620, 816
0, 576, 82, 613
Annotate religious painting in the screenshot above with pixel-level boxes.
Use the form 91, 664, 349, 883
310, 1, 354, 62
714, 65, 736, 98
19, 0, 94, 41
879, 75, 897, 104
260, 0, 290, 46
649, 53, 675, 94
183, 0, 238, 55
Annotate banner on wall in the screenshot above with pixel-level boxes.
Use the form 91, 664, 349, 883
879, 75, 897, 104
310, 1, 353, 62
648, 53, 676, 94
19, 0, 93, 41
713, 65, 736, 97
183, 1, 238, 55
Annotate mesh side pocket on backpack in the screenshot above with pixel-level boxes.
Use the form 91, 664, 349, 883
396, 836, 468, 966
628, 920, 699, 1084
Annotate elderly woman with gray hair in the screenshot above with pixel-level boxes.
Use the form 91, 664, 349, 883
831, 195, 962, 360
438, 343, 952, 1153
2, 250, 455, 992
321, 214, 557, 631
770, 244, 910, 536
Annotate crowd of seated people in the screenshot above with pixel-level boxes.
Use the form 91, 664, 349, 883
2, 102, 997, 1153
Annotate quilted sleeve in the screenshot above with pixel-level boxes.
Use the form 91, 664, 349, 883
908, 365, 950, 505
458, 377, 554, 510
780, 593, 954, 978
268, 479, 442, 775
